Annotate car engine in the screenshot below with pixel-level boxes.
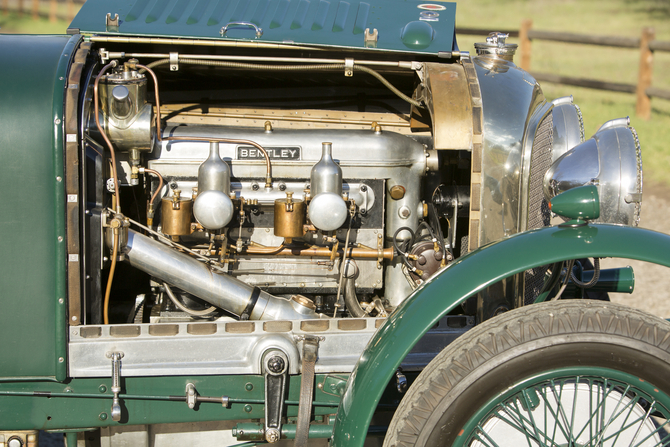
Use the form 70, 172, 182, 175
71, 32, 642, 330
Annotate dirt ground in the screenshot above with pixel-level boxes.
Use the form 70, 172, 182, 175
603, 180, 670, 318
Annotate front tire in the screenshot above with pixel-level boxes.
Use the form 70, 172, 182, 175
384, 301, 670, 447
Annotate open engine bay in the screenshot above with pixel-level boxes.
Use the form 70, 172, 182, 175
66, 29, 642, 382
67, 39, 486, 378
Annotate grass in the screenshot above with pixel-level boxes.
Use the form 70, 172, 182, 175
1, 0, 668, 185
0, 11, 69, 33
454, 0, 670, 187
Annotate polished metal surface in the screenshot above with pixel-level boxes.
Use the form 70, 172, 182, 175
308, 193, 348, 231
193, 190, 234, 230
98, 70, 154, 154
543, 119, 643, 226
111, 85, 132, 118
475, 32, 518, 62
423, 62, 474, 150
309, 142, 347, 231
70, 318, 378, 377
69, 315, 469, 377
148, 125, 425, 307
160, 196, 193, 236
198, 142, 231, 194
230, 227, 383, 293
193, 141, 234, 229
274, 196, 306, 239
474, 54, 548, 244
311, 142, 342, 196
124, 229, 320, 320
550, 96, 584, 162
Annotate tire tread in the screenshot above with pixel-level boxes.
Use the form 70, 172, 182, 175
384, 301, 670, 447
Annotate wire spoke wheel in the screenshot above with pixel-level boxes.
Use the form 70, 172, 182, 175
463, 369, 670, 447
384, 301, 670, 447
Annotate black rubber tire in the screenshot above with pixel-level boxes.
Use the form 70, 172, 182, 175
384, 300, 670, 447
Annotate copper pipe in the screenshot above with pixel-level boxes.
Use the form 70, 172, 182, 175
136, 63, 273, 187
246, 241, 286, 255
94, 61, 121, 212
103, 228, 119, 324
224, 245, 394, 260
143, 168, 165, 205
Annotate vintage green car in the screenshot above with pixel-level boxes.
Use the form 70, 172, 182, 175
2, 0, 669, 446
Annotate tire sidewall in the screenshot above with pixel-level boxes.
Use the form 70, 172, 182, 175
384, 301, 670, 447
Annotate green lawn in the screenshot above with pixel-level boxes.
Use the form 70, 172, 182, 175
1, 0, 668, 185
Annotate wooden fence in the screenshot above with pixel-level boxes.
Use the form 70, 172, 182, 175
1, 0, 83, 24
458, 22, 670, 120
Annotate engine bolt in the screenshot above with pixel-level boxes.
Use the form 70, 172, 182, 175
266, 428, 280, 443
252, 183, 260, 191
360, 185, 368, 192
170, 182, 178, 190
267, 356, 285, 374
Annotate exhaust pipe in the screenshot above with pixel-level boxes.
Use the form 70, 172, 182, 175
124, 229, 320, 320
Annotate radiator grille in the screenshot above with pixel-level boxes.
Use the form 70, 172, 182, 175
524, 112, 554, 305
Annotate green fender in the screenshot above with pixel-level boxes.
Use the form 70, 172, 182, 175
331, 223, 670, 446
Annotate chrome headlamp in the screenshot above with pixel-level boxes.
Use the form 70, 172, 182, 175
543, 117, 642, 226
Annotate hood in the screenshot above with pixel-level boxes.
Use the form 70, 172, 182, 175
69, 0, 456, 55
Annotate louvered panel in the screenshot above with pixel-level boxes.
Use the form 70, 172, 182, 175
70, 0, 457, 55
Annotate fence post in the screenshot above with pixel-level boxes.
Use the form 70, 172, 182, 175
519, 19, 533, 71
67, 0, 74, 21
2, 0, 8, 15
18, 0, 24, 17
636, 27, 655, 120
31, 0, 38, 19
49, 0, 56, 22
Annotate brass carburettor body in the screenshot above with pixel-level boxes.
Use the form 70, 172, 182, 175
274, 192, 305, 243
161, 190, 193, 238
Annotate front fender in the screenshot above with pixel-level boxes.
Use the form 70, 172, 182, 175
331, 223, 670, 446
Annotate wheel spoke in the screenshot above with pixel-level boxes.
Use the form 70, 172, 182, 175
590, 382, 633, 446
474, 423, 504, 447
482, 401, 560, 447
518, 392, 543, 446
624, 416, 670, 447
536, 383, 573, 442
630, 400, 655, 447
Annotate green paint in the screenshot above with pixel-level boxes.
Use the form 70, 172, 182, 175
69, 0, 456, 56
332, 224, 670, 446
0, 34, 77, 380
234, 422, 334, 440
550, 184, 600, 224
456, 367, 670, 446
0, 374, 343, 430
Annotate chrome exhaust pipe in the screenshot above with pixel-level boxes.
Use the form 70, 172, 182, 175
124, 229, 319, 320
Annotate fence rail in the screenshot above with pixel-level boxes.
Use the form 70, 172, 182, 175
456, 22, 670, 120
1, 0, 84, 23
